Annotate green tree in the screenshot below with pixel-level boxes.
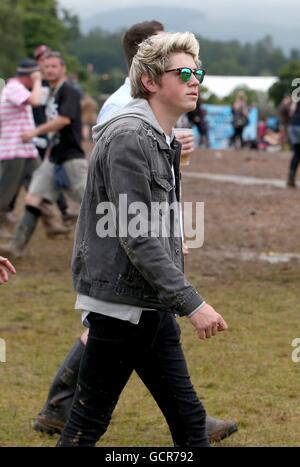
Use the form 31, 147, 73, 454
0, 1, 25, 77
61, 7, 81, 47
197, 34, 288, 77
17, 0, 65, 54
69, 28, 125, 74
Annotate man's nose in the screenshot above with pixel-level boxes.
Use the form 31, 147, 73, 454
189, 74, 199, 86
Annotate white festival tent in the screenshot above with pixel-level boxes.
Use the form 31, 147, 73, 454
203, 75, 278, 98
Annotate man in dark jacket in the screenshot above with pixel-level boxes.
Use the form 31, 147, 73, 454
57, 31, 228, 448
34, 22, 237, 445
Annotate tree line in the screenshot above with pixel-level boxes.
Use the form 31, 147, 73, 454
0, 0, 299, 104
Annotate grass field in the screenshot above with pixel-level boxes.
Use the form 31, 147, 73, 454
0, 148, 300, 447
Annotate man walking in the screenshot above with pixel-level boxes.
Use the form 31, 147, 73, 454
0, 52, 86, 257
0, 59, 41, 238
33, 22, 237, 444
57, 32, 228, 447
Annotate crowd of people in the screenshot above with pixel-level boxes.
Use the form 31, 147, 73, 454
0, 17, 298, 447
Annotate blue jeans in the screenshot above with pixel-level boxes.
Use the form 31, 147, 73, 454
57, 310, 209, 447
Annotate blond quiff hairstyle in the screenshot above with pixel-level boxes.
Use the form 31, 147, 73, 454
130, 32, 200, 99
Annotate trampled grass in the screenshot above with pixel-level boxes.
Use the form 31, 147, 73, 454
1, 256, 299, 447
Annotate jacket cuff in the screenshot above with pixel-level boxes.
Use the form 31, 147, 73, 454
179, 291, 204, 317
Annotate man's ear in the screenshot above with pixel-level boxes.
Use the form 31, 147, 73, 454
141, 74, 158, 95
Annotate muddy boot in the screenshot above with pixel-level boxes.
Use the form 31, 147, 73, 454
33, 339, 85, 435
40, 201, 70, 238
0, 206, 40, 258
206, 415, 238, 442
287, 169, 296, 187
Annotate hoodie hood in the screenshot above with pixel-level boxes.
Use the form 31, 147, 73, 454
92, 98, 167, 143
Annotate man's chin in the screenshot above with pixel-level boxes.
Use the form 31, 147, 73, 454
185, 102, 198, 112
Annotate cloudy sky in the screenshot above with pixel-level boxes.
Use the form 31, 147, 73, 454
59, 0, 299, 25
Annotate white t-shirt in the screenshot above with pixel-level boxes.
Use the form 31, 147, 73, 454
97, 77, 131, 124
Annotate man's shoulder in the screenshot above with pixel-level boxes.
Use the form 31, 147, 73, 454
1, 79, 30, 106
101, 79, 131, 107
59, 81, 81, 99
5, 78, 25, 93
103, 116, 148, 141
92, 118, 151, 159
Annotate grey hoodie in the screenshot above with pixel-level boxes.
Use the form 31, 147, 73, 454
92, 98, 168, 143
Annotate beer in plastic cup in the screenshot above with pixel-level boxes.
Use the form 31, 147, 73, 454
174, 128, 193, 166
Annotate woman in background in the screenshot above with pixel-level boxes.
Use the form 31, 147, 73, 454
231, 91, 249, 149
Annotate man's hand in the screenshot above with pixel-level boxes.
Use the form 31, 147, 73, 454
22, 129, 37, 143
182, 241, 189, 256
31, 71, 42, 82
0, 256, 16, 284
175, 131, 195, 156
189, 303, 228, 339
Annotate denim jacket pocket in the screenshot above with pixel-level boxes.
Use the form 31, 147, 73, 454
152, 173, 173, 202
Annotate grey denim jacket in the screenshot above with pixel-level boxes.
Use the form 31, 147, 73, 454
72, 99, 203, 316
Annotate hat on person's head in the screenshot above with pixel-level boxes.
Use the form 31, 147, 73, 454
16, 59, 39, 77
34, 45, 50, 60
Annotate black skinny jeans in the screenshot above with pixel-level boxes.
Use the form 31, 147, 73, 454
57, 310, 209, 447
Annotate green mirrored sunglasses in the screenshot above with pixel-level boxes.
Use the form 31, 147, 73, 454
165, 67, 205, 83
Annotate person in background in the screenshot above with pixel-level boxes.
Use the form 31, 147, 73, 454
33, 45, 76, 225
287, 99, 300, 187
257, 117, 267, 150
81, 94, 98, 142
0, 59, 41, 239
32, 22, 237, 444
230, 91, 249, 149
32, 45, 51, 159
187, 97, 209, 147
0, 256, 16, 284
0, 52, 86, 258
278, 94, 292, 148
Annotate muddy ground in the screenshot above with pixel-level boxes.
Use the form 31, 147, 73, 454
181, 147, 300, 286
4, 145, 300, 290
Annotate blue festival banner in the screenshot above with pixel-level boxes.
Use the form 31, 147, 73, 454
199, 104, 258, 149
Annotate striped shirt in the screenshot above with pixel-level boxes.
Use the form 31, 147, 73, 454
0, 78, 38, 160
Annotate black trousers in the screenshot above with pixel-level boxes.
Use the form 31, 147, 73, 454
289, 143, 300, 174
231, 126, 245, 148
57, 310, 209, 447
